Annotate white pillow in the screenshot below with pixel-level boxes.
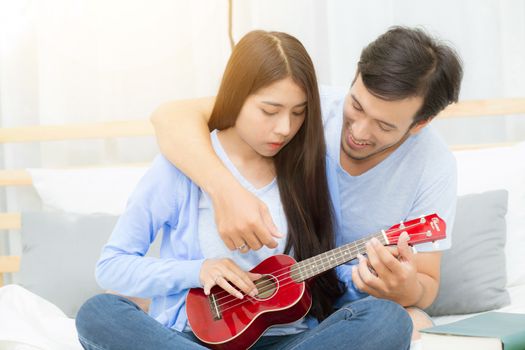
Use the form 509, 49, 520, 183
28, 167, 148, 216
0, 285, 82, 350
453, 141, 525, 288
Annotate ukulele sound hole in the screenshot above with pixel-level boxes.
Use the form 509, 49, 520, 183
254, 274, 278, 300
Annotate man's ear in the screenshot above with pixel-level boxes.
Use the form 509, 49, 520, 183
409, 117, 433, 135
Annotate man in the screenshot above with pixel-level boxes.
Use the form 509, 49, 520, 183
150, 26, 463, 341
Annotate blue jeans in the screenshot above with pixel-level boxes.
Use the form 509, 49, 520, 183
76, 294, 412, 350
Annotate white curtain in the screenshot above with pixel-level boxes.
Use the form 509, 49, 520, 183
231, 0, 525, 144
2, 0, 525, 151
0, 0, 232, 169
0, 0, 233, 259
1, 0, 525, 259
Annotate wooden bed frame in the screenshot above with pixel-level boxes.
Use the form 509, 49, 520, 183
1, 98, 525, 286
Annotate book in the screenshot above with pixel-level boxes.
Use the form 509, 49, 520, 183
420, 312, 525, 350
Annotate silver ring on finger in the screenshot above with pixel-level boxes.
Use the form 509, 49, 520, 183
237, 243, 248, 251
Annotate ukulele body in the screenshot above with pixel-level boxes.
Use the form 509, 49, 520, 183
186, 254, 311, 350
186, 214, 447, 349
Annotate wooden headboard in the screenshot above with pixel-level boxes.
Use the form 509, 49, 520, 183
1, 98, 525, 286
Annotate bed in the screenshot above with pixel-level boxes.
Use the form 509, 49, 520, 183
0, 98, 524, 349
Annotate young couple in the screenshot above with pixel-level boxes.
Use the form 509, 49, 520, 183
76, 26, 462, 350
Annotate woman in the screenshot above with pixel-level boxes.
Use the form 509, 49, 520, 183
75, 30, 344, 349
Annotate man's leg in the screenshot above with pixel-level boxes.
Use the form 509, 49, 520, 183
75, 294, 206, 350
274, 297, 413, 350
406, 307, 434, 340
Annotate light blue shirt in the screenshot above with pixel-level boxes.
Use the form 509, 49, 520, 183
96, 154, 204, 331
96, 131, 311, 333
321, 86, 457, 304
195, 131, 309, 334
198, 133, 288, 272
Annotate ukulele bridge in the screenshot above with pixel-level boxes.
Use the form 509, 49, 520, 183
208, 292, 222, 320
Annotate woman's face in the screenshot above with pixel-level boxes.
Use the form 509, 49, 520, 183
233, 77, 307, 158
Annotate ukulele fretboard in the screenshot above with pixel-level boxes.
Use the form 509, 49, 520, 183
290, 231, 387, 282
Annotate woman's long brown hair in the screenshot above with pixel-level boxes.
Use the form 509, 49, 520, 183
209, 30, 343, 320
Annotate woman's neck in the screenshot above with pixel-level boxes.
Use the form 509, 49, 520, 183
217, 128, 276, 189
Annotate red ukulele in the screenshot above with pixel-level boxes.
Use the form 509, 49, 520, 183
186, 213, 446, 350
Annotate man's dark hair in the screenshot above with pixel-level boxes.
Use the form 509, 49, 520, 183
357, 26, 463, 125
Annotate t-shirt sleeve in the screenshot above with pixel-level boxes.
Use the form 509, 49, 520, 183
320, 85, 347, 127
95, 155, 204, 298
407, 152, 457, 252
334, 263, 369, 306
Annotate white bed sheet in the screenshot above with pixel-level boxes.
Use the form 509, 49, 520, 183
0, 285, 81, 350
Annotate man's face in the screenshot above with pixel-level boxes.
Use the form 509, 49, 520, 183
340, 74, 427, 162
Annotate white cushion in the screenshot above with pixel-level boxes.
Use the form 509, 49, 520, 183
453, 141, 525, 287
28, 166, 148, 216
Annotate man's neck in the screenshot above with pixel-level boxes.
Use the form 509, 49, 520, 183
339, 148, 393, 176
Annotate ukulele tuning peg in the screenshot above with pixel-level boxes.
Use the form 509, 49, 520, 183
399, 221, 405, 229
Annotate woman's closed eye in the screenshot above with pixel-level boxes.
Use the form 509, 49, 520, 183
262, 109, 278, 116
292, 108, 306, 116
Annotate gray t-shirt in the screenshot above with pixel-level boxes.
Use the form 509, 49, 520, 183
320, 85, 456, 252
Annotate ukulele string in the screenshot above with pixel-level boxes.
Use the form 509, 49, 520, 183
210, 221, 428, 302
213, 230, 433, 311
212, 234, 378, 304
216, 233, 429, 313
216, 231, 433, 314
